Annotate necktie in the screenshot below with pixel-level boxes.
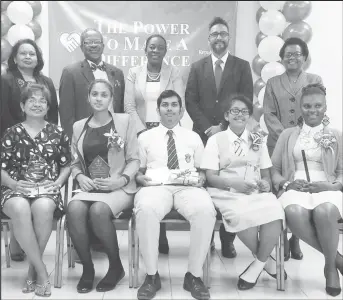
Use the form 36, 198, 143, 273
167, 130, 179, 169
214, 59, 223, 92
234, 138, 244, 157
90, 62, 106, 72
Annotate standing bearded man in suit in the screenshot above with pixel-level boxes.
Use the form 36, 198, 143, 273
185, 17, 253, 258
59, 28, 125, 254
59, 28, 125, 138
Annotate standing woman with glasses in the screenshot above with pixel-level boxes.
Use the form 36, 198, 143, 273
201, 94, 285, 291
263, 37, 323, 261
124, 34, 185, 254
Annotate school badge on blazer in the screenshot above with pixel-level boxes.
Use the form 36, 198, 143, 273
185, 154, 191, 163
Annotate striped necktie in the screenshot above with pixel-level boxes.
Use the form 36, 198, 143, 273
214, 59, 223, 92
234, 138, 244, 157
167, 130, 179, 169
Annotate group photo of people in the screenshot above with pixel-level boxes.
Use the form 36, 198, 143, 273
1, 1, 342, 299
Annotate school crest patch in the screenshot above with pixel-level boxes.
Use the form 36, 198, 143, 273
185, 154, 191, 163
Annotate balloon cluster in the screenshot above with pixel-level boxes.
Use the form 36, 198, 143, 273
1, 1, 42, 74
252, 1, 312, 126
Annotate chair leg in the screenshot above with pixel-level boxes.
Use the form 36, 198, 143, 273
66, 223, 72, 268
56, 215, 66, 288
54, 218, 62, 288
128, 218, 133, 288
276, 231, 285, 291
3, 222, 10, 268
203, 245, 211, 289
134, 219, 139, 288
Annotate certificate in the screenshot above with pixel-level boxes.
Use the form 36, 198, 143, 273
145, 167, 200, 186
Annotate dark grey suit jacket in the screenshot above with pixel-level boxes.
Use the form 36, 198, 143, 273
185, 54, 253, 143
59, 59, 125, 138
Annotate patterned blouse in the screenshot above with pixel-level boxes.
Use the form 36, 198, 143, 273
1, 122, 71, 213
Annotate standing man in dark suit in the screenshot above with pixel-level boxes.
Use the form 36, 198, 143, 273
185, 17, 253, 258
59, 28, 125, 254
59, 28, 125, 138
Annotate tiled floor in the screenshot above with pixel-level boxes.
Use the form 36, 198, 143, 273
1, 230, 342, 299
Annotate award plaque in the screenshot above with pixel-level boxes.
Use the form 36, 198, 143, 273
24, 154, 49, 197
88, 155, 110, 179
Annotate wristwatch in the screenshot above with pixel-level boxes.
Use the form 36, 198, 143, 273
282, 181, 291, 191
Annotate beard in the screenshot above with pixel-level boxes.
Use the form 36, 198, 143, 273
211, 41, 228, 55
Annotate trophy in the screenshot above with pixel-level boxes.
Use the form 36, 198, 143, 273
88, 155, 110, 179
243, 161, 260, 193
24, 153, 49, 197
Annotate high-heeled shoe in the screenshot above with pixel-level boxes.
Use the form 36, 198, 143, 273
263, 256, 288, 280
22, 279, 36, 293
324, 267, 341, 297
289, 236, 303, 260
35, 280, 51, 297
336, 252, 343, 276
237, 262, 262, 290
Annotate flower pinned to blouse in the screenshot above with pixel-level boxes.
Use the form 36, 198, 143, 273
16, 78, 26, 88
314, 131, 336, 153
249, 126, 267, 151
104, 128, 124, 151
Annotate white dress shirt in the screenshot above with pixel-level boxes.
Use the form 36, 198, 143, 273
87, 60, 109, 81
211, 50, 230, 74
138, 123, 204, 170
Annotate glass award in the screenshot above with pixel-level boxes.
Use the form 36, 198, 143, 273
244, 161, 260, 193
24, 153, 49, 197
88, 155, 110, 179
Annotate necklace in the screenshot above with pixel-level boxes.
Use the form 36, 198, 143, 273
147, 70, 161, 81
286, 71, 302, 84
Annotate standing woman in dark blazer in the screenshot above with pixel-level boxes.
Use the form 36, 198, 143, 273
1, 38, 59, 262
263, 37, 322, 260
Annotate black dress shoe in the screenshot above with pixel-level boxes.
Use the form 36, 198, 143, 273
263, 256, 288, 280
77, 276, 94, 293
183, 272, 210, 300
96, 268, 125, 292
289, 236, 303, 260
237, 262, 262, 291
158, 241, 169, 254
324, 267, 341, 297
222, 242, 237, 258
137, 272, 161, 300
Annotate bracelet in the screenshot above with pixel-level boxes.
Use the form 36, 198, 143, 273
122, 174, 130, 186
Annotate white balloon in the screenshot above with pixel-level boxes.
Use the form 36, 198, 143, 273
261, 62, 286, 83
7, 1, 33, 25
259, 10, 286, 36
7, 24, 34, 46
259, 1, 285, 11
258, 86, 266, 106
258, 36, 284, 62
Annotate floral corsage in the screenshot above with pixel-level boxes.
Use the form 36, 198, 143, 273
104, 128, 124, 151
314, 131, 336, 153
249, 126, 267, 151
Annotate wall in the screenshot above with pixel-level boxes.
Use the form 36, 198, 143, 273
37, 1, 342, 130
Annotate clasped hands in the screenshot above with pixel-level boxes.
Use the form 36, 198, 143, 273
77, 174, 124, 192
228, 178, 270, 194
204, 125, 222, 137
12, 180, 61, 194
287, 179, 332, 193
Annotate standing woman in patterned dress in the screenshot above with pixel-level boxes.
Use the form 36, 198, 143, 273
1, 84, 71, 297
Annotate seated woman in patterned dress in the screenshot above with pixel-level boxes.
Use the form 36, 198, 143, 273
67, 79, 140, 294
201, 94, 285, 290
1, 84, 71, 297
271, 83, 343, 297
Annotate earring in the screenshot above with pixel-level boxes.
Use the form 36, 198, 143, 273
322, 114, 330, 127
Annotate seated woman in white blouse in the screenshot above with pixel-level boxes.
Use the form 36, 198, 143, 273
201, 94, 285, 291
271, 83, 343, 297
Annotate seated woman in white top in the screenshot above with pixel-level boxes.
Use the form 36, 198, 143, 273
271, 83, 343, 297
201, 94, 285, 291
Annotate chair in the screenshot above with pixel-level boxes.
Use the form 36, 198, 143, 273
132, 209, 211, 289
64, 181, 135, 288
212, 211, 285, 291
1, 181, 69, 288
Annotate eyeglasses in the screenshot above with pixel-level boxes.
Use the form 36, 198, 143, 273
83, 40, 102, 46
27, 99, 48, 105
209, 31, 229, 39
284, 52, 303, 59
229, 108, 250, 116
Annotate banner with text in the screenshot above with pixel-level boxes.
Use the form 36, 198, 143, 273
48, 1, 237, 89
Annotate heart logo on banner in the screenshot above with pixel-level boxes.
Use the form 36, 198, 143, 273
60, 32, 81, 53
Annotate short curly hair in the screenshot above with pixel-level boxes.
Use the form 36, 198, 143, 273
209, 17, 229, 33
301, 83, 327, 99
7, 39, 44, 76
279, 37, 309, 60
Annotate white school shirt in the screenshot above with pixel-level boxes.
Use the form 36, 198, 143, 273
138, 123, 204, 170
211, 50, 229, 74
